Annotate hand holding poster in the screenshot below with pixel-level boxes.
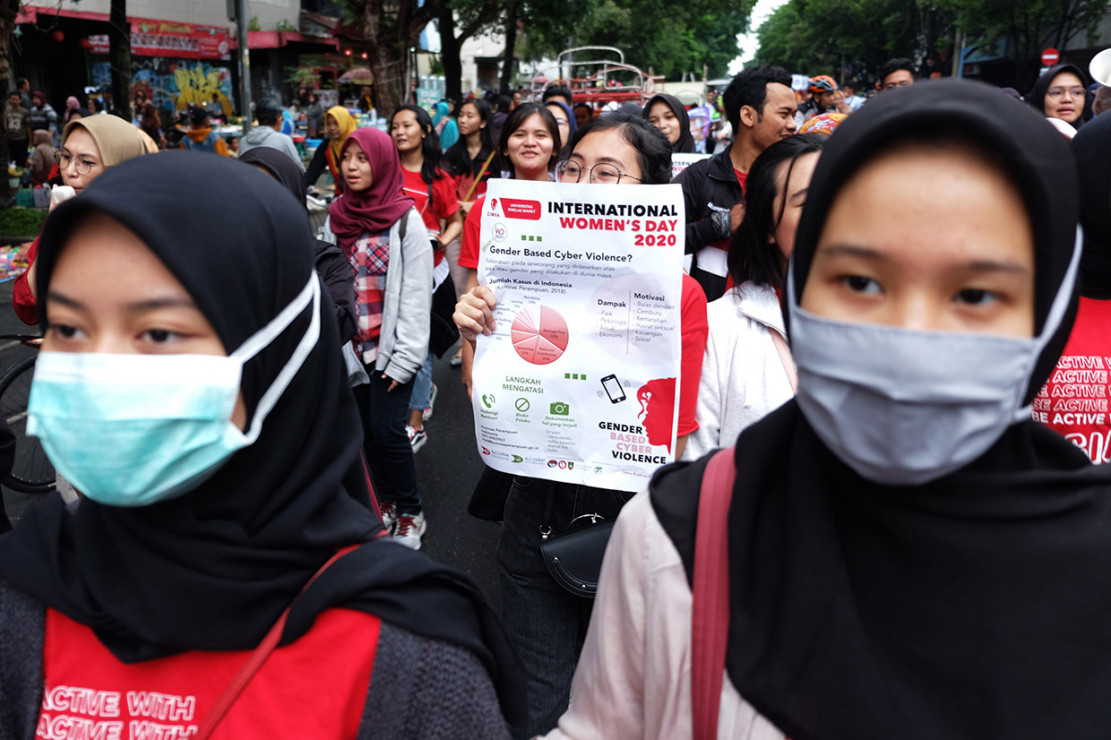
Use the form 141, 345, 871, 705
471, 179, 685, 492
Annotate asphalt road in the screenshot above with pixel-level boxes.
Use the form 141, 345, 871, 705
0, 273, 503, 607
412, 353, 504, 608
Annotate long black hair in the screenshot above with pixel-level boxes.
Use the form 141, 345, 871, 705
728, 133, 824, 292
390, 104, 445, 185
568, 112, 672, 184
498, 102, 561, 178
445, 98, 496, 179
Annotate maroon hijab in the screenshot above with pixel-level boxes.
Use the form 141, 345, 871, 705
327, 127, 415, 250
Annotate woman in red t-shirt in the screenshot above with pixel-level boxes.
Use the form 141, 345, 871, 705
453, 113, 708, 737
391, 104, 463, 450
457, 103, 562, 397
0, 152, 524, 738
1033, 103, 1111, 461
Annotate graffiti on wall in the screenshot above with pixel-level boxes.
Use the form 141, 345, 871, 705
92, 60, 234, 117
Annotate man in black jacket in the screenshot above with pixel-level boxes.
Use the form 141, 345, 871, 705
674, 66, 797, 299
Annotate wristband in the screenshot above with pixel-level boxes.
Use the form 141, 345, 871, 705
711, 210, 732, 240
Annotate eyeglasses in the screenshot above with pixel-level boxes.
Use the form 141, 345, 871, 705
556, 160, 642, 185
1046, 86, 1086, 100
54, 150, 101, 175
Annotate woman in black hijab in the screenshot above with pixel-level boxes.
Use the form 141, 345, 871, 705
0, 151, 524, 738
542, 80, 1111, 740
238, 145, 358, 343
1030, 110, 1111, 460
643, 93, 696, 153
1028, 62, 1090, 130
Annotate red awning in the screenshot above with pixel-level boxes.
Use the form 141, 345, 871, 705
227, 31, 338, 50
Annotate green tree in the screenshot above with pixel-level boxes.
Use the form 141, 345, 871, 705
109, 0, 132, 120
939, 0, 1111, 86
753, 0, 1110, 88
754, 0, 953, 84
337, 0, 440, 117
439, 0, 505, 102
523, 0, 752, 80
0, 0, 19, 190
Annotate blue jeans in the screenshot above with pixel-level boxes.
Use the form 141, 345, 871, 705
407, 356, 434, 413
496, 476, 632, 738
354, 370, 422, 514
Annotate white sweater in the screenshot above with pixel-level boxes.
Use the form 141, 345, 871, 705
682, 283, 795, 461
540, 489, 786, 740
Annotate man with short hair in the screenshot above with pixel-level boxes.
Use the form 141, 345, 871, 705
5, 92, 32, 169
27, 91, 58, 140
238, 96, 303, 170
205, 92, 223, 119
16, 78, 30, 111
1094, 85, 1111, 116
542, 84, 573, 109
674, 65, 797, 299
878, 58, 915, 91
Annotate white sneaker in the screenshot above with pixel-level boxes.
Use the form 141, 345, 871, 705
407, 425, 428, 453
393, 512, 426, 549
379, 501, 397, 533
423, 383, 438, 421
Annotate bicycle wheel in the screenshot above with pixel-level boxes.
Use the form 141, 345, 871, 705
0, 354, 55, 494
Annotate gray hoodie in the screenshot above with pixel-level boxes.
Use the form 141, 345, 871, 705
238, 125, 304, 172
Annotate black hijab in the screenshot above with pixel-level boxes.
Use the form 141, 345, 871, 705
239, 144, 307, 202
1028, 63, 1089, 130
719, 80, 1111, 740
0, 151, 525, 725
1071, 110, 1111, 298
644, 94, 695, 153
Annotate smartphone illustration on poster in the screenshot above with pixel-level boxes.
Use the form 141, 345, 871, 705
601, 374, 626, 403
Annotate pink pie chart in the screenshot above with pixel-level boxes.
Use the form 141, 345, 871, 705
511, 306, 569, 365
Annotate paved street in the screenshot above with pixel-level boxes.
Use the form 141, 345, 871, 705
411, 354, 503, 608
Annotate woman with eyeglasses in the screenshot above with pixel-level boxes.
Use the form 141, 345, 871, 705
454, 113, 707, 738
545, 100, 577, 159
1029, 63, 1091, 131
12, 115, 148, 326
456, 103, 561, 397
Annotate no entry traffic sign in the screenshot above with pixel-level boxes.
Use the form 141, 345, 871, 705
1042, 48, 1060, 66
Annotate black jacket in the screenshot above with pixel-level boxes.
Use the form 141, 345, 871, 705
673, 147, 743, 256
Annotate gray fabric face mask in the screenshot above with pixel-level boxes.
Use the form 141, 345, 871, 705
786, 228, 1081, 486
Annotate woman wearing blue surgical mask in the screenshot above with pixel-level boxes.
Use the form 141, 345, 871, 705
542, 80, 1111, 740
0, 151, 524, 738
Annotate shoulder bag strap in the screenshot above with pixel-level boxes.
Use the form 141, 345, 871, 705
691, 447, 738, 740
194, 544, 359, 739
769, 328, 797, 394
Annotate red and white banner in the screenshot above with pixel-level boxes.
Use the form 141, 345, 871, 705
87, 19, 230, 60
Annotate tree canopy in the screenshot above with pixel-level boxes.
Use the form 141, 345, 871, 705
752, 0, 1111, 89
522, 0, 754, 79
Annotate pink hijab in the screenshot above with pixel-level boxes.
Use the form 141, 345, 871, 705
327, 127, 414, 251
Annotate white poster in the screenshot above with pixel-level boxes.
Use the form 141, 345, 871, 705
671, 152, 710, 179
471, 179, 685, 492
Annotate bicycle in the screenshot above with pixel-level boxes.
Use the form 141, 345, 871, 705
0, 344, 55, 495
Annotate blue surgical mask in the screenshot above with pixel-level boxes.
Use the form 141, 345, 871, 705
787, 229, 1081, 486
27, 274, 321, 506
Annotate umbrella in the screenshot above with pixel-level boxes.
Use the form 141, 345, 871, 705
339, 67, 374, 83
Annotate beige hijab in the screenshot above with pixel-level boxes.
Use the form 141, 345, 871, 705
63, 115, 148, 166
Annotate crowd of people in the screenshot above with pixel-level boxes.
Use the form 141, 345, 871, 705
3, 51, 1111, 739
